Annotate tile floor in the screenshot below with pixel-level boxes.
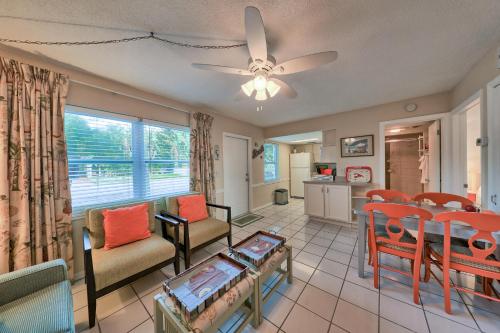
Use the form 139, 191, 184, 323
72, 199, 500, 333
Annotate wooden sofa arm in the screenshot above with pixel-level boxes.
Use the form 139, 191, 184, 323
155, 214, 180, 242
160, 211, 188, 224
206, 203, 232, 224
82, 227, 96, 292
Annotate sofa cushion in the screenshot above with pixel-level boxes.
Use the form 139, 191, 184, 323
86, 201, 156, 249
92, 234, 175, 291
0, 280, 74, 333
167, 196, 180, 216
103, 203, 151, 250
168, 217, 229, 248
177, 194, 209, 223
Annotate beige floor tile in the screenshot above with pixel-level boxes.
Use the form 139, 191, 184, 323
262, 292, 295, 327
420, 290, 478, 329
74, 306, 100, 333
425, 312, 480, 333
242, 319, 279, 333
96, 285, 138, 320
73, 289, 88, 311
340, 281, 379, 314
334, 235, 357, 246
129, 319, 154, 333
309, 270, 343, 296
292, 232, 314, 242
344, 267, 379, 292
379, 277, 419, 306
329, 324, 348, 333
332, 299, 378, 333
131, 270, 166, 297
297, 284, 338, 320
380, 295, 429, 333
329, 242, 354, 255
276, 277, 306, 301
295, 251, 322, 268
281, 304, 330, 333
286, 238, 307, 250
99, 300, 149, 333
292, 261, 315, 282
316, 231, 338, 241
317, 258, 348, 279
302, 243, 328, 256
72, 279, 87, 294
309, 236, 333, 248
461, 291, 500, 316
379, 318, 414, 333
140, 287, 162, 317
466, 305, 500, 333
324, 250, 351, 265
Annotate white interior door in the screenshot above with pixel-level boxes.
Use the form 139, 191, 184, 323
488, 77, 500, 211
223, 135, 249, 217
428, 120, 441, 192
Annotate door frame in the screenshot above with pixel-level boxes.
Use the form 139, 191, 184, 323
378, 112, 448, 191
487, 75, 500, 210
222, 132, 253, 216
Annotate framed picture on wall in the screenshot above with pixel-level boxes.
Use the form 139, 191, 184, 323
340, 135, 374, 157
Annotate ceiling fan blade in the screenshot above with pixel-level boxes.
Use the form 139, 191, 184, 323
272, 51, 338, 75
245, 6, 268, 62
270, 78, 297, 98
192, 63, 252, 76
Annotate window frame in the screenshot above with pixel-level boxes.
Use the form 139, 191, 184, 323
263, 143, 279, 183
64, 106, 191, 216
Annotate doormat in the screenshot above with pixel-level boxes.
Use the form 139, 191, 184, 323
232, 213, 264, 228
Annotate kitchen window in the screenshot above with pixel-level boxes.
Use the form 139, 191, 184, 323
264, 143, 279, 182
64, 106, 190, 215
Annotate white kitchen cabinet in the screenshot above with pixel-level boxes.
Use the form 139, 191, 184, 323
325, 185, 351, 222
304, 183, 325, 217
304, 183, 352, 223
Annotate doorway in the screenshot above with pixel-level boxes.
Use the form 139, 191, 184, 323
384, 121, 440, 196
223, 133, 250, 217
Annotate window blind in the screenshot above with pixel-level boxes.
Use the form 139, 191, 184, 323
64, 107, 190, 215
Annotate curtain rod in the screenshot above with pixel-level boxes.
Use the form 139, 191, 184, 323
69, 78, 192, 115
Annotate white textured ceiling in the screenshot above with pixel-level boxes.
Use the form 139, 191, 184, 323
1, 0, 500, 127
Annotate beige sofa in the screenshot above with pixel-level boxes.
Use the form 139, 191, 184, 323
83, 200, 179, 328
161, 195, 232, 268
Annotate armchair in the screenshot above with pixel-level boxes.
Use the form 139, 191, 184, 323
0, 259, 74, 332
161, 195, 232, 269
83, 201, 180, 328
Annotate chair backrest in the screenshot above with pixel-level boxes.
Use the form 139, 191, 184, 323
366, 189, 412, 203
85, 201, 156, 249
434, 211, 500, 271
413, 192, 473, 208
363, 203, 433, 250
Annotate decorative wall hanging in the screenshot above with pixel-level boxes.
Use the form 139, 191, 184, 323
340, 135, 374, 157
252, 143, 264, 159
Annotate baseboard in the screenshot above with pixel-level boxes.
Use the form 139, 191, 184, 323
73, 270, 85, 282
251, 202, 273, 212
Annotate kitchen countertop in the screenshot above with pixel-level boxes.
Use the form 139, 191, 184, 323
303, 177, 374, 187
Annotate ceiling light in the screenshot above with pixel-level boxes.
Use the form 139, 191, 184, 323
266, 80, 281, 97
241, 80, 254, 97
253, 74, 268, 91
389, 128, 403, 133
255, 90, 268, 101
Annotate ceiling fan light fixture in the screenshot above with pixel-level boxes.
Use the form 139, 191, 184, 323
266, 80, 281, 97
241, 80, 254, 97
255, 90, 268, 101
253, 74, 268, 91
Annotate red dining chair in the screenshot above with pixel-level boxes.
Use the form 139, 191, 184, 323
425, 211, 500, 314
367, 189, 412, 203
413, 192, 473, 208
363, 203, 433, 305
366, 190, 413, 265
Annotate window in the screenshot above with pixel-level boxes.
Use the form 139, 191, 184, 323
64, 107, 190, 215
264, 143, 279, 182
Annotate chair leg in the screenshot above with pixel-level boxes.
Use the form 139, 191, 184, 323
87, 289, 97, 328
424, 244, 431, 282
443, 264, 452, 314
227, 233, 232, 248
373, 250, 379, 289
368, 233, 373, 266
174, 258, 180, 275
412, 256, 422, 305
185, 248, 191, 269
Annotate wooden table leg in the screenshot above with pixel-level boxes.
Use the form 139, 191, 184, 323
153, 294, 165, 333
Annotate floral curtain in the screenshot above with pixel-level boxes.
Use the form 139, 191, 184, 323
189, 112, 215, 206
0, 57, 73, 277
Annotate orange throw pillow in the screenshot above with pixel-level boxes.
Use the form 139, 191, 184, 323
103, 203, 151, 250
177, 194, 209, 223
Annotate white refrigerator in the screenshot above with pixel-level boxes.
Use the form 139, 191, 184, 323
290, 153, 312, 198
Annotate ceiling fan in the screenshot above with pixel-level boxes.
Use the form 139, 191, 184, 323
192, 6, 338, 101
